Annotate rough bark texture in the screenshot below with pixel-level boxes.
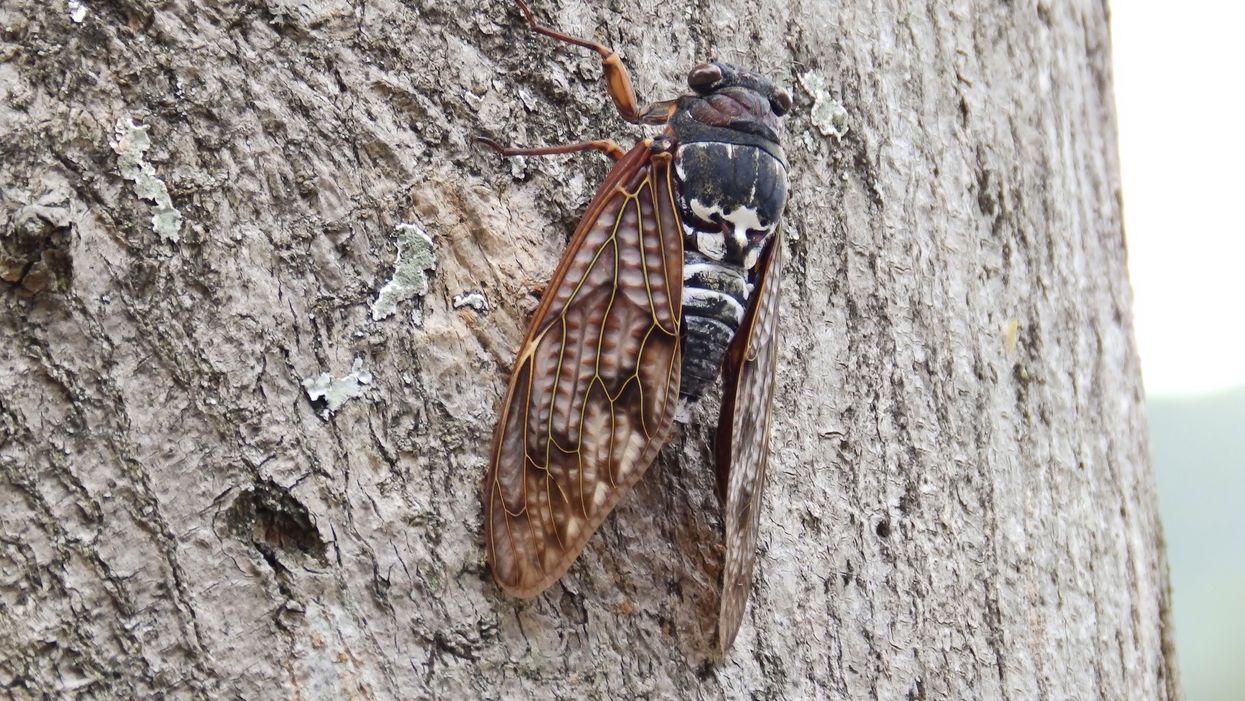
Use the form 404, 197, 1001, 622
0, 0, 1177, 698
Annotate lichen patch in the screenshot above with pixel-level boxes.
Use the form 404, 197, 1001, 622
111, 117, 183, 242
371, 222, 437, 323
798, 73, 849, 141
302, 358, 372, 418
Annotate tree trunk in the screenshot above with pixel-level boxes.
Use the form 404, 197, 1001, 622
0, 0, 1177, 698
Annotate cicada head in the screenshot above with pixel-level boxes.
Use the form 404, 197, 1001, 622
673, 62, 792, 157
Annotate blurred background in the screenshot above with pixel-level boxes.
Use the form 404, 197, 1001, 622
1112, 3, 1244, 699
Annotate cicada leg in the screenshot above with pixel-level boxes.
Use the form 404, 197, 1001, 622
474, 136, 627, 162
513, 0, 677, 125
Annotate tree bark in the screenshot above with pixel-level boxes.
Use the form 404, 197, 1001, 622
0, 0, 1177, 698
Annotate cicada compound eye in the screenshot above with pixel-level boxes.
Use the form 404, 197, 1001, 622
770, 86, 792, 116
687, 63, 724, 93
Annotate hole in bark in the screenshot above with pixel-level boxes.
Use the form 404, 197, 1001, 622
875, 520, 891, 538
225, 480, 326, 562
4, 204, 74, 294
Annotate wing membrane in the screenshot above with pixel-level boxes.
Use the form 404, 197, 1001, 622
715, 229, 784, 652
486, 141, 684, 597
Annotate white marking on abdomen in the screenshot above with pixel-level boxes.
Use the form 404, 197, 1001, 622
695, 231, 727, 261
689, 197, 766, 253
681, 287, 745, 324
683, 261, 735, 278
743, 246, 762, 271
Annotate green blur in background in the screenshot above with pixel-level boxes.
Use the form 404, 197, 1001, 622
1148, 387, 1245, 700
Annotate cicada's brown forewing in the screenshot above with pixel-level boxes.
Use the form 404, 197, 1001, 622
485, 141, 684, 598
714, 229, 784, 652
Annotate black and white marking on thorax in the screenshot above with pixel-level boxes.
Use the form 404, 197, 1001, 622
674, 140, 788, 399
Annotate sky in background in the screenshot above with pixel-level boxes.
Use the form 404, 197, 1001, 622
1112, 3, 1245, 397
1111, 6, 1245, 699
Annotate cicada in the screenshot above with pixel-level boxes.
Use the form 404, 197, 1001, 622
480, 0, 790, 653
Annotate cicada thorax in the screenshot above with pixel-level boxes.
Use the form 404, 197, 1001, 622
669, 81, 789, 400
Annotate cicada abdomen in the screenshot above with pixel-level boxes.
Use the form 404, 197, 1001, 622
480, 0, 790, 654
669, 62, 790, 402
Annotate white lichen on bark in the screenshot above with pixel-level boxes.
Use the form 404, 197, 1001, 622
302, 357, 373, 417
67, 1, 87, 24
371, 222, 437, 322
799, 72, 850, 140
110, 118, 183, 242
452, 290, 489, 312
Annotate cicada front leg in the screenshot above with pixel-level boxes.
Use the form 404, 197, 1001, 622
511, 0, 677, 125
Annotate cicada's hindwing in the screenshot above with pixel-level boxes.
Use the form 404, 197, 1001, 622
714, 229, 784, 652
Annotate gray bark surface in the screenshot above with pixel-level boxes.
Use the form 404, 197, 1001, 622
0, 0, 1177, 698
